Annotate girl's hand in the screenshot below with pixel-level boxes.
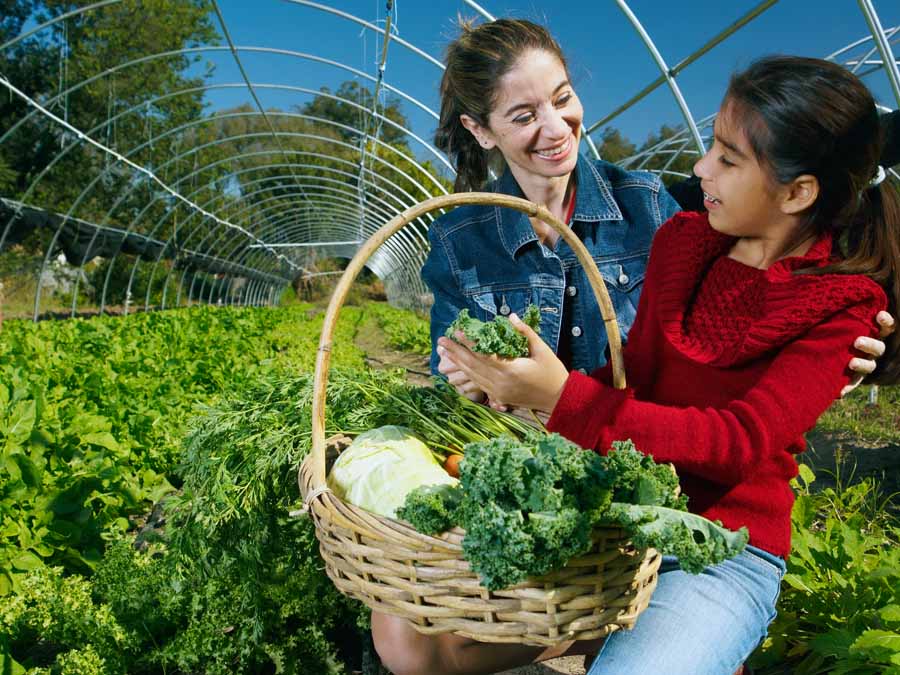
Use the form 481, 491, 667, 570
437, 313, 570, 412
842, 310, 895, 396
437, 343, 486, 403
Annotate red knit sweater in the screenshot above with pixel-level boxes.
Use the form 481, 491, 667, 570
547, 211, 887, 557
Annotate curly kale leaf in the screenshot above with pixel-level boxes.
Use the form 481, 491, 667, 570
605, 503, 749, 574
397, 483, 463, 536
603, 440, 687, 510
455, 432, 613, 590
459, 502, 537, 589
398, 431, 748, 585
445, 305, 542, 358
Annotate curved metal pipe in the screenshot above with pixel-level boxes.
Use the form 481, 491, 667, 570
614, 0, 705, 155
857, 0, 900, 105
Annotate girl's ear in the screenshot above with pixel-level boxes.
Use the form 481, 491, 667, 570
781, 174, 819, 215
460, 114, 496, 150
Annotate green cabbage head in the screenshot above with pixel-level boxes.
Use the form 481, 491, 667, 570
327, 425, 457, 518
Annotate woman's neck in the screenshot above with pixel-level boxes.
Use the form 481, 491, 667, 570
510, 168, 574, 246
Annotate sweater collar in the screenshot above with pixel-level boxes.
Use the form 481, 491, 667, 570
495, 153, 623, 259
654, 212, 871, 367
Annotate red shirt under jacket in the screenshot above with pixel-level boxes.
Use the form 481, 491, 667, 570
547, 211, 887, 557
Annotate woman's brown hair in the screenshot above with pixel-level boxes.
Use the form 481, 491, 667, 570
435, 18, 568, 192
725, 55, 900, 384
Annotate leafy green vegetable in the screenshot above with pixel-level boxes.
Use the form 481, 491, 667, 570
0, 305, 372, 672
402, 432, 614, 590
396, 484, 462, 535
399, 434, 749, 589
604, 503, 749, 574
751, 465, 900, 675
327, 426, 457, 518
445, 304, 542, 357
604, 440, 687, 510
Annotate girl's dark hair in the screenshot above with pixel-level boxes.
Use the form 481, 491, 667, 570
725, 55, 900, 384
435, 18, 568, 192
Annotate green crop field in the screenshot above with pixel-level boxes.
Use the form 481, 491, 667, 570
0, 302, 897, 675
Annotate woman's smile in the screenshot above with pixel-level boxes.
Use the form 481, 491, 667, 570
534, 135, 574, 162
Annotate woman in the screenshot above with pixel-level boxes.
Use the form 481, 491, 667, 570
439, 55, 900, 674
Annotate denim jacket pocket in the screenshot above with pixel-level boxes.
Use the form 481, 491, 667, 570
467, 286, 562, 353
598, 256, 648, 339
468, 287, 535, 322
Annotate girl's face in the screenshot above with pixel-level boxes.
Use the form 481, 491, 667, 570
464, 49, 583, 185
693, 101, 788, 238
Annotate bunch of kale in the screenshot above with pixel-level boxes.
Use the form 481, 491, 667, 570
445, 304, 542, 358
398, 434, 748, 590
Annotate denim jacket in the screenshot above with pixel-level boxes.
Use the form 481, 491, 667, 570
422, 154, 681, 375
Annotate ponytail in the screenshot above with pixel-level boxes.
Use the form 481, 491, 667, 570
827, 177, 900, 384
434, 82, 492, 192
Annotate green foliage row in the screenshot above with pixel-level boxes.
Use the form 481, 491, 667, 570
0, 303, 376, 674
0, 304, 361, 595
365, 301, 431, 355
752, 465, 900, 674
818, 385, 900, 444
1, 532, 352, 675
2, 299, 897, 674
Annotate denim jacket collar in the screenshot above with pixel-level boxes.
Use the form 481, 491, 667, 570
495, 153, 624, 259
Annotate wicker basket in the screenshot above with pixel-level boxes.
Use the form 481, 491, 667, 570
298, 193, 661, 646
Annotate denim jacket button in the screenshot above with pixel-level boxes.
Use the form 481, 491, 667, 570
571, 326, 582, 337
618, 273, 630, 286
499, 304, 511, 315
566, 285, 577, 297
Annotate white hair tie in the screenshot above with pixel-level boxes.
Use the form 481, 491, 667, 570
869, 165, 886, 188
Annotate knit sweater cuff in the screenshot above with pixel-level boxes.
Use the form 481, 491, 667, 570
546, 371, 631, 451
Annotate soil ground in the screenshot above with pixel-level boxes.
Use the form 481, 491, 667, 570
353, 310, 433, 386
803, 430, 900, 507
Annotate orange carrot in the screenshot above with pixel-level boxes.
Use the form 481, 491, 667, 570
443, 454, 462, 478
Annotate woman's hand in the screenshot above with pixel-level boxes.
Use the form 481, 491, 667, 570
437, 347, 486, 403
842, 310, 895, 396
437, 313, 570, 412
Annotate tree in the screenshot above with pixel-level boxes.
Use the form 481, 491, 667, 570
596, 126, 637, 164
297, 80, 410, 146
0, 0, 58, 201
1, 0, 217, 217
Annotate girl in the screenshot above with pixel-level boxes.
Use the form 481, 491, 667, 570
438, 55, 900, 674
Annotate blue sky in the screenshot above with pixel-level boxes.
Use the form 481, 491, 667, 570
204, 0, 900, 162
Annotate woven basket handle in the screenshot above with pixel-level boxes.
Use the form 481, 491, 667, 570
309, 192, 626, 488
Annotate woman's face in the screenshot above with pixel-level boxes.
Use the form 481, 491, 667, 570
464, 49, 583, 184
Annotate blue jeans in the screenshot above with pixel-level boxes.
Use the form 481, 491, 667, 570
587, 546, 785, 675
